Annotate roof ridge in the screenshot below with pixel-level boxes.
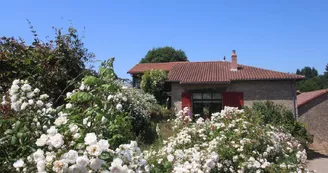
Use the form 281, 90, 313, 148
239, 63, 305, 77
137, 61, 187, 65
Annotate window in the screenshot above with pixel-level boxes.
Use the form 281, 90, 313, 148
192, 93, 222, 118
133, 77, 141, 88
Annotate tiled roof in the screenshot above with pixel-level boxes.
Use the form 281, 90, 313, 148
297, 89, 328, 107
128, 61, 304, 83
127, 62, 185, 74
168, 61, 304, 84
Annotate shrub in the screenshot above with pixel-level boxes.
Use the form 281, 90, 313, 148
144, 107, 313, 172
245, 101, 313, 146
140, 69, 168, 105
0, 58, 157, 172
0, 25, 95, 106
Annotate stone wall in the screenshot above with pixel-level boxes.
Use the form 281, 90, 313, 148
226, 80, 296, 111
298, 94, 328, 143
170, 80, 297, 114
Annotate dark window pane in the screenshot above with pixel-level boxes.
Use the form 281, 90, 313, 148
203, 93, 212, 99
193, 93, 202, 99
213, 93, 222, 99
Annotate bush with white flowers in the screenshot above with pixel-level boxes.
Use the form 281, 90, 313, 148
144, 107, 313, 173
2, 79, 150, 172
0, 59, 157, 172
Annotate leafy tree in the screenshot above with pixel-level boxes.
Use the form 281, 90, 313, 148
141, 69, 168, 105
140, 46, 188, 63
0, 24, 94, 106
296, 77, 322, 92
296, 66, 318, 78
325, 64, 328, 76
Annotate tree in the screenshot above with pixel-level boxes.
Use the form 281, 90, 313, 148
296, 66, 318, 78
296, 65, 328, 92
140, 69, 168, 105
140, 46, 188, 63
296, 77, 322, 92
0, 24, 94, 106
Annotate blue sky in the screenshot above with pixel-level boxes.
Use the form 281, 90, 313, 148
1, 0, 327, 79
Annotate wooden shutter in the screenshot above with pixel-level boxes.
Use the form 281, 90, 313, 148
222, 92, 244, 109
181, 93, 192, 110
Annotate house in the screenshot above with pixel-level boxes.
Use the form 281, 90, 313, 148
128, 50, 304, 117
297, 89, 328, 144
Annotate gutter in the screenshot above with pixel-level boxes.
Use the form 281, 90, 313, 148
292, 79, 297, 119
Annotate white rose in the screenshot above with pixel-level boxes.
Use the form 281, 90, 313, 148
109, 158, 124, 172
65, 103, 73, 109
54, 116, 68, 126
116, 103, 123, 111
13, 79, 20, 85
27, 92, 35, 98
101, 116, 108, 123
107, 95, 114, 101
36, 100, 44, 107
50, 133, 64, 148
84, 133, 97, 145
21, 84, 32, 92
76, 156, 89, 167
86, 144, 102, 156
98, 139, 110, 152
66, 92, 72, 98
167, 154, 174, 162
47, 126, 58, 136
36, 134, 49, 146
33, 149, 45, 162
20, 102, 29, 110
37, 160, 46, 172
69, 124, 79, 133
73, 133, 81, 139
34, 88, 40, 93
13, 159, 24, 168
28, 99, 34, 105
63, 150, 78, 164
122, 96, 127, 102
90, 158, 104, 170
46, 152, 56, 163
52, 160, 68, 173
68, 164, 88, 173
39, 94, 49, 100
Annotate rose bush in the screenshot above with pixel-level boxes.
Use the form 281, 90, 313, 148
0, 58, 314, 172
145, 107, 313, 173
0, 58, 157, 172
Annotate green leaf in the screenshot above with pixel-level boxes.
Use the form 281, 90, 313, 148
70, 92, 93, 103
83, 76, 101, 86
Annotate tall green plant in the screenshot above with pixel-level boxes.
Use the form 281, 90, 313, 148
0, 23, 95, 106
141, 69, 168, 105
245, 101, 313, 146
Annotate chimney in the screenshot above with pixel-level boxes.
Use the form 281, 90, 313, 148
231, 50, 238, 71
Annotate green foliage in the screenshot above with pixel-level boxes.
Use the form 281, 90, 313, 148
296, 65, 328, 92
245, 101, 313, 146
0, 24, 94, 106
139, 46, 188, 63
0, 58, 159, 171
141, 69, 168, 105
296, 66, 318, 78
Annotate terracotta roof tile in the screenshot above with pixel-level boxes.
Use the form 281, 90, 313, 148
168, 61, 304, 83
297, 89, 328, 107
127, 61, 304, 83
127, 62, 185, 74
